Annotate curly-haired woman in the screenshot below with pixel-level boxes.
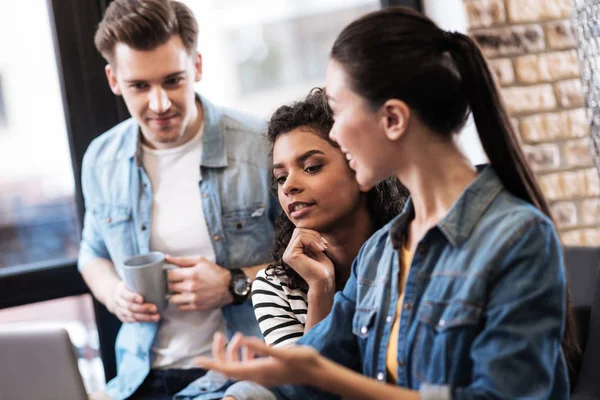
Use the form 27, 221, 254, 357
251, 88, 408, 348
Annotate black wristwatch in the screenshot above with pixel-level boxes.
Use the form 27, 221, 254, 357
228, 268, 251, 305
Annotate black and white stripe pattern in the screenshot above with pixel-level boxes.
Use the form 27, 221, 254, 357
251, 269, 308, 348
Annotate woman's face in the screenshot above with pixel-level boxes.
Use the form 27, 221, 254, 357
273, 127, 364, 232
326, 59, 396, 189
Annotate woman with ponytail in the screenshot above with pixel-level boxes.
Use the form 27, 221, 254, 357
198, 7, 580, 400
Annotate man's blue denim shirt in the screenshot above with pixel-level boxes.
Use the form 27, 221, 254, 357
78, 95, 279, 400
241, 166, 569, 400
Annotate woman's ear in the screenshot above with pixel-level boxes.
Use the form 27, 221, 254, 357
380, 99, 410, 141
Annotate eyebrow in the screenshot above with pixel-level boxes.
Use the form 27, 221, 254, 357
124, 71, 186, 84
272, 149, 326, 170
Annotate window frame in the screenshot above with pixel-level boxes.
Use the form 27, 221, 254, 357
0, 0, 128, 381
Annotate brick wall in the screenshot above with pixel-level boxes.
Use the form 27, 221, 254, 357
464, 0, 600, 246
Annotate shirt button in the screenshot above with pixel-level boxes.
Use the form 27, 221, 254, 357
377, 372, 385, 381
398, 360, 405, 367
106, 217, 111, 223
386, 315, 393, 323
438, 319, 446, 328
360, 326, 368, 335
203, 193, 208, 198
403, 302, 412, 311
141, 225, 147, 231
213, 235, 220, 241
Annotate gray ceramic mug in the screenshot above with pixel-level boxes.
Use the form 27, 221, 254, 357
122, 251, 175, 313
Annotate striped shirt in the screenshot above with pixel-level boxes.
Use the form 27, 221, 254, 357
251, 268, 308, 348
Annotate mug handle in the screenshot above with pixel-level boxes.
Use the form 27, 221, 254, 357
162, 263, 178, 300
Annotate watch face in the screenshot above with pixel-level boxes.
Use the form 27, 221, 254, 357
234, 277, 251, 296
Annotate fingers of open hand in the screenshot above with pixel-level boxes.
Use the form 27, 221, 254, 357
212, 331, 227, 363
226, 332, 244, 363
196, 333, 271, 385
165, 254, 207, 268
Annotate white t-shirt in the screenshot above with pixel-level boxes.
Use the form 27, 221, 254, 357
142, 127, 225, 369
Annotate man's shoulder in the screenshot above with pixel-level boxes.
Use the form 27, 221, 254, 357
212, 105, 270, 165
218, 106, 267, 137
84, 118, 138, 168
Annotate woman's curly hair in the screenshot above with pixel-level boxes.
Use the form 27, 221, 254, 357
266, 88, 409, 290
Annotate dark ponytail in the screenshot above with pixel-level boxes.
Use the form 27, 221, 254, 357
446, 29, 582, 388
445, 32, 551, 215
331, 6, 580, 385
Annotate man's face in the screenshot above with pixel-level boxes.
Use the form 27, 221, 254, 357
105, 35, 202, 149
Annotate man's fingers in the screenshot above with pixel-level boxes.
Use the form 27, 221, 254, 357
132, 312, 160, 322
126, 301, 158, 314
167, 267, 195, 283
117, 308, 133, 323
168, 280, 198, 293
120, 286, 144, 304
165, 255, 205, 268
116, 295, 131, 311
169, 292, 197, 306
176, 303, 206, 311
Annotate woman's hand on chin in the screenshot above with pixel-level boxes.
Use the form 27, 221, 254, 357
283, 228, 335, 289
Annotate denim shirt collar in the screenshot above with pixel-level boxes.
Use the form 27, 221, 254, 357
122, 93, 228, 168
391, 165, 504, 249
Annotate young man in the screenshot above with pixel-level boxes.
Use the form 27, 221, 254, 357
78, 1, 278, 399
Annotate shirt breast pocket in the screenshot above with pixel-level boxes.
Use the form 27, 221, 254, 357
410, 300, 482, 386
352, 307, 377, 367
93, 204, 135, 263
222, 204, 272, 268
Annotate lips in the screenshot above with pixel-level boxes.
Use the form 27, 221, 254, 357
150, 114, 178, 125
288, 201, 315, 219
341, 148, 357, 170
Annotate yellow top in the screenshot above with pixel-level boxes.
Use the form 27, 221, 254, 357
386, 245, 413, 383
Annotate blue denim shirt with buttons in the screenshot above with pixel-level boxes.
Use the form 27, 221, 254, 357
261, 166, 569, 400
78, 94, 279, 400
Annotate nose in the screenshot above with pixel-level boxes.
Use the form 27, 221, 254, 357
281, 172, 303, 197
148, 87, 172, 114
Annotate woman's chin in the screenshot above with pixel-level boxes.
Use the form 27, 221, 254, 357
355, 171, 377, 191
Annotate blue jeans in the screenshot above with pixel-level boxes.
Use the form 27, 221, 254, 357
128, 368, 207, 400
